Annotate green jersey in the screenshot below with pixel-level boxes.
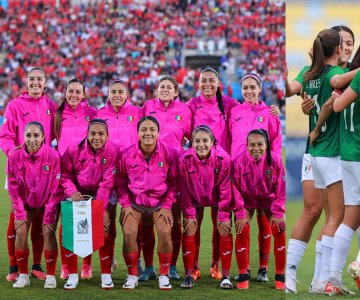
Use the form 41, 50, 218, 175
302, 65, 344, 157
340, 70, 360, 161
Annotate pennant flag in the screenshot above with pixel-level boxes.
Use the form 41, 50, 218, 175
61, 199, 104, 257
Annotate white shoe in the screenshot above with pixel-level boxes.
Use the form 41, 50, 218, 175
285, 276, 297, 293
44, 275, 57, 289
13, 274, 30, 288
159, 275, 172, 290
64, 273, 79, 290
220, 276, 233, 289
310, 280, 326, 294
123, 275, 138, 289
101, 274, 114, 289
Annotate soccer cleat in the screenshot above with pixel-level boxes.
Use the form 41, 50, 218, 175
236, 272, 250, 289
64, 273, 79, 290
158, 275, 172, 290
123, 275, 138, 290
138, 266, 157, 281
355, 277, 360, 290
6, 266, 18, 281
169, 265, 180, 280
220, 276, 233, 289
192, 268, 201, 281
44, 275, 57, 289
81, 264, 92, 279
13, 274, 30, 288
310, 280, 327, 294
275, 274, 286, 290
210, 264, 222, 279
31, 264, 46, 280
137, 258, 144, 275
257, 268, 269, 282
181, 275, 194, 288
101, 274, 114, 290
235, 269, 251, 281
60, 264, 69, 280
285, 276, 297, 293
111, 259, 118, 274
324, 281, 355, 296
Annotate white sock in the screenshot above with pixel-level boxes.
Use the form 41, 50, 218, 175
286, 239, 308, 280
319, 235, 334, 282
312, 240, 322, 283
330, 224, 354, 282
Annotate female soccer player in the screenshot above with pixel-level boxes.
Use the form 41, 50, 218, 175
54, 78, 97, 280
61, 119, 117, 290
8, 122, 61, 289
229, 73, 282, 282
0, 67, 56, 281
140, 76, 192, 280
233, 129, 286, 290
117, 116, 178, 290
323, 48, 360, 296
179, 125, 233, 289
97, 79, 142, 275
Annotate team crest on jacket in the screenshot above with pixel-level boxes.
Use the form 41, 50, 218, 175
128, 115, 134, 122
44, 165, 50, 171
158, 161, 164, 168
175, 115, 182, 121
46, 109, 51, 115
85, 116, 90, 122
102, 158, 107, 164
258, 116, 264, 122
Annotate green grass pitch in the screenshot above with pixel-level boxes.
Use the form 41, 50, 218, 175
0, 152, 358, 299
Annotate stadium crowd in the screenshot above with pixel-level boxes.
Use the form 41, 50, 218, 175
0, 0, 285, 110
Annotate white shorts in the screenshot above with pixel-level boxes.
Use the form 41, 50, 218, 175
310, 156, 342, 189
341, 160, 360, 205
108, 191, 118, 206
301, 153, 314, 182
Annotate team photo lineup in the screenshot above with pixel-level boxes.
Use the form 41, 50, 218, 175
0, 0, 287, 296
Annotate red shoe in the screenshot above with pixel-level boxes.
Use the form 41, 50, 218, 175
236, 272, 250, 289
81, 264, 92, 279
192, 268, 201, 281
275, 274, 286, 290
324, 281, 355, 296
60, 264, 69, 280
6, 266, 18, 282
31, 264, 46, 280
355, 277, 360, 290
210, 265, 222, 280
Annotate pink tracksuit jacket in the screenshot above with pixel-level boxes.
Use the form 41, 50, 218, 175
178, 145, 232, 222
57, 101, 97, 156
229, 100, 282, 158
61, 139, 118, 210
116, 141, 178, 210
187, 94, 238, 153
142, 98, 192, 151
232, 150, 286, 219
97, 100, 142, 151
7, 144, 62, 224
0, 92, 56, 157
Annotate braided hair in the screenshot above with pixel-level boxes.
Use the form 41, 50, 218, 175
200, 67, 225, 117
247, 129, 272, 166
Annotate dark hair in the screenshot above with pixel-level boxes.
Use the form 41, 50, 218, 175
247, 129, 271, 166
54, 78, 85, 140
27, 67, 46, 79
304, 29, 342, 82
191, 125, 216, 145
25, 121, 45, 135
331, 25, 355, 45
156, 75, 179, 99
109, 79, 128, 89
137, 116, 160, 132
349, 45, 360, 71
88, 118, 109, 133
241, 73, 261, 87
200, 67, 225, 116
